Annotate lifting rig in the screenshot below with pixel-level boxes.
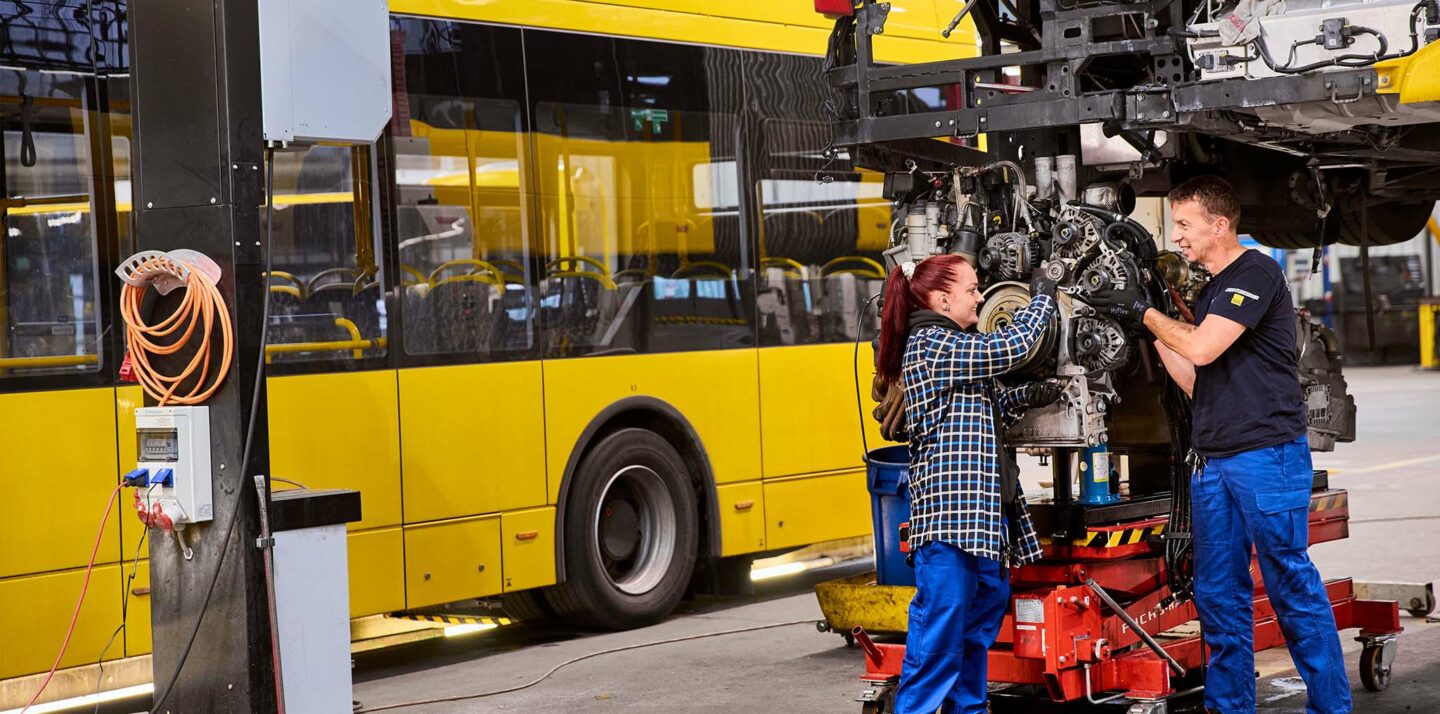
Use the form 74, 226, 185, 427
812, 0, 1438, 710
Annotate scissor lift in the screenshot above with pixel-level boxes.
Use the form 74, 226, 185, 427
817, 485, 1402, 713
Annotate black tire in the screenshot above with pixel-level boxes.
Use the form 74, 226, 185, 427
1250, 231, 1331, 250
1359, 645, 1391, 692
500, 590, 558, 625
544, 428, 698, 630
1337, 199, 1434, 247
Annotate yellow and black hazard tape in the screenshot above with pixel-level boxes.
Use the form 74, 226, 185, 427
1310, 492, 1347, 513
1075, 523, 1167, 548
394, 613, 512, 627
654, 315, 749, 325
1039, 523, 1167, 548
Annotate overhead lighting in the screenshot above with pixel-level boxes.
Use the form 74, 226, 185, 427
1, 683, 153, 714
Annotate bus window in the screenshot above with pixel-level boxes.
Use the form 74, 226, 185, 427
756, 123, 886, 347
524, 31, 751, 357
390, 19, 535, 361
263, 145, 387, 367
0, 71, 103, 379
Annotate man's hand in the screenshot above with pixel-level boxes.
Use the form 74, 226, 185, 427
1087, 282, 1152, 325
1024, 381, 1065, 409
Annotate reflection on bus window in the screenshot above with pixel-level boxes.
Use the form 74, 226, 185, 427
391, 18, 535, 361
263, 145, 387, 366
0, 72, 102, 377
526, 32, 751, 357
742, 53, 888, 347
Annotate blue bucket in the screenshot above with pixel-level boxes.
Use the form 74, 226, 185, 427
867, 444, 914, 587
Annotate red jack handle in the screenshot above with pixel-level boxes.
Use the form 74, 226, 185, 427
852, 626, 884, 665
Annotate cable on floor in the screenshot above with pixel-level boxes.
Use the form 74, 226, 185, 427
355, 619, 816, 712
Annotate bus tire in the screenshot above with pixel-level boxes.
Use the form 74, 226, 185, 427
546, 428, 699, 630
500, 590, 558, 626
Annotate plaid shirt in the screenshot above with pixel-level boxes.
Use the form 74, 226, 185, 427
901, 294, 1056, 566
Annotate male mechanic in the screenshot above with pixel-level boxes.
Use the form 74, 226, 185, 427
1089, 175, 1350, 714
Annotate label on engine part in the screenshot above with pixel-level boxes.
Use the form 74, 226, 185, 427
1016, 598, 1045, 623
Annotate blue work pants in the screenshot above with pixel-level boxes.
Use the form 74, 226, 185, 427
1192, 436, 1351, 714
895, 542, 1009, 714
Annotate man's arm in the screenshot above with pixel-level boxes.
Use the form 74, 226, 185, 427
1152, 339, 1195, 397
1140, 309, 1246, 366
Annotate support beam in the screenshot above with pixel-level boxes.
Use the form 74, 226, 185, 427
129, 1, 275, 712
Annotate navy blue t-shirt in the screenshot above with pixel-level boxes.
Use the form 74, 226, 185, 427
1190, 250, 1306, 457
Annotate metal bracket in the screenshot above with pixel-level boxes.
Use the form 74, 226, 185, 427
868, 2, 891, 36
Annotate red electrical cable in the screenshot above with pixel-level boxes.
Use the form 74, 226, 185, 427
21, 482, 125, 713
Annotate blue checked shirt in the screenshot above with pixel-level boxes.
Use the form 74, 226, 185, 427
902, 294, 1056, 566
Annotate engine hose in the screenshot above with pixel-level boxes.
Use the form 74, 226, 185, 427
119, 256, 235, 405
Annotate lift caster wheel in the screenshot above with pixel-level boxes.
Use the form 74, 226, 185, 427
843, 631, 857, 648
1360, 644, 1393, 692
1406, 591, 1435, 619
1125, 702, 1166, 714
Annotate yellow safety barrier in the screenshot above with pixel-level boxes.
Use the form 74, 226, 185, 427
1421, 299, 1440, 370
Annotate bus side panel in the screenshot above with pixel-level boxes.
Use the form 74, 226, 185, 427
0, 387, 121, 578
348, 528, 405, 618
403, 516, 503, 609
116, 386, 145, 560
501, 507, 556, 593
387, 0, 960, 61
398, 362, 547, 523
715, 481, 766, 556
762, 471, 870, 551
125, 561, 151, 657
0, 566, 123, 679
542, 349, 762, 504
758, 342, 888, 478
267, 371, 404, 531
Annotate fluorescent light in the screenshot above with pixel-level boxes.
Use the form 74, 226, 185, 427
443, 623, 498, 638
1, 683, 153, 714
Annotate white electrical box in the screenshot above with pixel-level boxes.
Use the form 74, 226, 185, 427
133, 406, 214, 527
258, 0, 392, 144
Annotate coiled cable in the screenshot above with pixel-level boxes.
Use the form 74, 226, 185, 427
119, 256, 234, 405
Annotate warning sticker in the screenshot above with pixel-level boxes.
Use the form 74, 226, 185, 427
1016, 598, 1045, 623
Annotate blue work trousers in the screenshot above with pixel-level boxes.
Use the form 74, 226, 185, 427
1192, 436, 1351, 714
895, 542, 1009, 714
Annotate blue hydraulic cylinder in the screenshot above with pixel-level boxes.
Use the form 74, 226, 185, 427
1077, 444, 1120, 506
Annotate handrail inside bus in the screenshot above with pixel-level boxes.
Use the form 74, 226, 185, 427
0, 353, 99, 371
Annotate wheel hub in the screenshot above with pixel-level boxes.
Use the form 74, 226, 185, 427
600, 499, 640, 561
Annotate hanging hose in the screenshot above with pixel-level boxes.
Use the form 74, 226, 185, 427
119, 255, 235, 405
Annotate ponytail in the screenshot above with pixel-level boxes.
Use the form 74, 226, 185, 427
876, 254, 968, 383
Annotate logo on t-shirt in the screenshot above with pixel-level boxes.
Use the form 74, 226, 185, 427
1225, 287, 1259, 307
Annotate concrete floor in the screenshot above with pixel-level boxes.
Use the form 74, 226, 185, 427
352, 365, 1440, 713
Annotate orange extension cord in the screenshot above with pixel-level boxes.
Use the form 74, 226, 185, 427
119, 256, 235, 405
21, 483, 124, 713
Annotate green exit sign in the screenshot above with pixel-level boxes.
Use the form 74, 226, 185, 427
630, 108, 670, 132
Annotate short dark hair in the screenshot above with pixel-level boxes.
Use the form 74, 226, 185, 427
1168, 175, 1241, 228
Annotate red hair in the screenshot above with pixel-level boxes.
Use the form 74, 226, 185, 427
877, 254, 970, 383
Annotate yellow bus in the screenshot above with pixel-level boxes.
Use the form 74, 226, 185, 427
0, 0, 972, 688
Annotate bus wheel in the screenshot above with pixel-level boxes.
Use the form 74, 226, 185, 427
546, 428, 699, 630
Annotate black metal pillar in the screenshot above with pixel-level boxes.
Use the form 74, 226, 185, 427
128, 1, 275, 712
